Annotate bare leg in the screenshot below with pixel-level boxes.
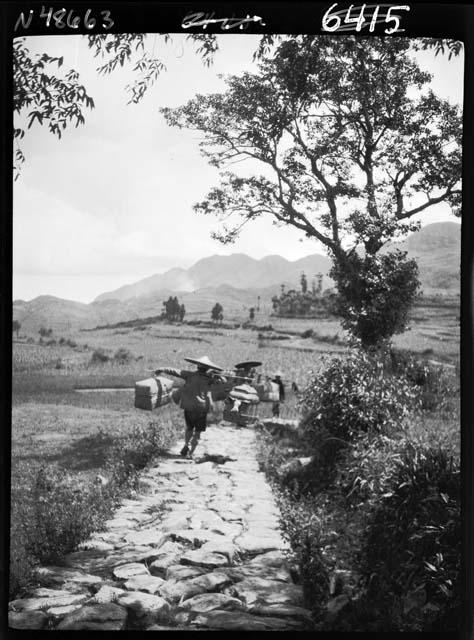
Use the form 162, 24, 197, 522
184, 427, 193, 446
189, 430, 201, 456
180, 427, 193, 456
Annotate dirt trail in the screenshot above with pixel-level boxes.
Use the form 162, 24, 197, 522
9, 423, 312, 631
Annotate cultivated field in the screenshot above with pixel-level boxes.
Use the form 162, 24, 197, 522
11, 297, 459, 478
9, 297, 460, 603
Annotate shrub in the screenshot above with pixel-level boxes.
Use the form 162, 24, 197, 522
301, 329, 314, 339
301, 350, 418, 460
105, 421, 176, 490
91, 348, 110, 364
23, 466, 115, 564
334, 430, 409, 506
66, 339, 77, 348
113, 348, 134, 364
385, 349, 459, 413
55, 358, 64, 370
359, 444, 460, 631
9, 420, 178, 598
277, 489, 329, 618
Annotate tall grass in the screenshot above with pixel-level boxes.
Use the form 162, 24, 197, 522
10, 419, 179, 599
256, 349, 460, 631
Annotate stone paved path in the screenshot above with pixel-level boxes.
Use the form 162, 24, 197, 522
9, 424, 312, 631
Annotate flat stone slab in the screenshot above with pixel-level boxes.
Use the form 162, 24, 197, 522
92, 585, 126, 604
46, 603, 85, 618
227, 577, 304, 607
219, 564, 292, 583
159, 572, 232, 604
9, 610, 48, 630
29, 587, 85, 598
165, 565, 207, 581
189, 510, 225, 529
36, 566, 103, 587
209, 521, 243, 537
191, 609, 304, 630
198, 539, 240, 562
159, 580, 202, 604
181, 549, 230, 569
117, 592, 170, 619
64, 548, 154, 574
181, 593, 244, 613
248, 550, 287, 568
146, 623, 180, 630
149, 554, 183, 576
56, 603, 128, 630
250, 603, 313, 623
124, 574, 165, 594
123, 529, 168, 547
9, 592, 89, 611
235, 534, 284, 555
148, 541, 187, 576
160, 513, 190, 531
112, 562, 149, 580
188, 572, 233, 593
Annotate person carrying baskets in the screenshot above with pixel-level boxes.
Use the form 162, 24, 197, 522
154, 355, 226, 459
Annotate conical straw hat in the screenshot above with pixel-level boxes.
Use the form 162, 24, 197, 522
184, 355, 223, 371
235, 360, 262, 369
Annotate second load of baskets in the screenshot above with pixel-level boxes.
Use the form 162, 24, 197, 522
134, 358, 279, 426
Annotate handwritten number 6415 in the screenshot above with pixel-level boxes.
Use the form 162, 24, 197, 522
322, 4, 410, 34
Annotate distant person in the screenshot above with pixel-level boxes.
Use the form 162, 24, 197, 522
271, 370, 285, 417
233, 360, 262, 383
155, 355, 225, 459
291, 381, 300, 395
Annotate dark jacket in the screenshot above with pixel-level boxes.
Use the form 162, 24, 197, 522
159, 368, 225, 412
272, 377, 285, 402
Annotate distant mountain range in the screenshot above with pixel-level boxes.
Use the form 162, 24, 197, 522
13, 222, 460, 333
94, 253, 333, 302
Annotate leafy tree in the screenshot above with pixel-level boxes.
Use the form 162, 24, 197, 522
211, 302, 223, 324
331, 250, 420, 348
13, 33, 461, 181
13, 33, 218, 178
13, 38, 95, 180
421, 38, 463, 59
162, 296, 181, 321
12, 319, 21, 338
161, 36, 461, 348
300, 272, 308, 294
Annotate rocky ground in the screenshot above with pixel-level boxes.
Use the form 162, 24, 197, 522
9, 423, 313, 631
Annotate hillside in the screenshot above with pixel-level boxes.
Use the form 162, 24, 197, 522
95, 253, 332, 302
386, 221, 460, 294
13, 222, 460, 333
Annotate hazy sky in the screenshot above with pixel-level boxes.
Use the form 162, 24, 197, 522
13, 35, 464, 303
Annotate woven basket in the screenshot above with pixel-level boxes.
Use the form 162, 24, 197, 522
134, 376, 174, 410
223, 398, 259, 426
